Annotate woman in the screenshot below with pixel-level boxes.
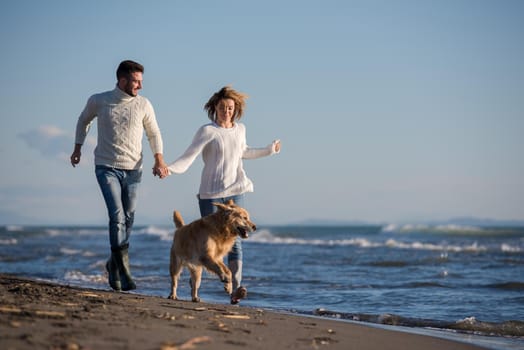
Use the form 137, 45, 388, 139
167, 86, 281, 304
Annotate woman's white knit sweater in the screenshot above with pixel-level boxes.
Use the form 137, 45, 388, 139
168, 122, 278, 199
74, 86, 163, 170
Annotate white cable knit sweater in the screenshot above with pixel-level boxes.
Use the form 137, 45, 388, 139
74, 86, 163, 170
168, 122, 279, 199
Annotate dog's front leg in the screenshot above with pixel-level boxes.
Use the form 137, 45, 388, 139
220, 263, 233, 295
201, 257, 233, 294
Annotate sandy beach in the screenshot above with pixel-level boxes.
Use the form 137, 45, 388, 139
0, 274, 489, 350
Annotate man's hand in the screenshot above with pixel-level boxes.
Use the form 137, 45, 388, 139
71, 144, 82, 167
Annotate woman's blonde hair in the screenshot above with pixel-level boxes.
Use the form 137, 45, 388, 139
204, 86, 249, 122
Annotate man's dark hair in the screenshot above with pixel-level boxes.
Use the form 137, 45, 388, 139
116, 60, 144, 80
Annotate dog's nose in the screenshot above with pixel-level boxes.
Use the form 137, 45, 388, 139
252, 224, 257, 231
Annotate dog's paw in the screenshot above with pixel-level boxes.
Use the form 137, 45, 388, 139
192, 297, 201, 303
167, 293, 177, 300
224, 282, 233, 295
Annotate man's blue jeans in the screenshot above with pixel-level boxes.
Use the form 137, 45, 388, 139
95, 166, 142, 250
198, 194, 244, 262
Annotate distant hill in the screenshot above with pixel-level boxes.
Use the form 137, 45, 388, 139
286, 219, 381, 226
284, 217, 524, 227
440, 217, 524, 227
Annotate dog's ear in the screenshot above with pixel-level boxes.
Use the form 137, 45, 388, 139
213, 202, 230, 211
225, 199, 235, 206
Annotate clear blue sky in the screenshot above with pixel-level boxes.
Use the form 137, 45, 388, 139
1, 0, 523, 225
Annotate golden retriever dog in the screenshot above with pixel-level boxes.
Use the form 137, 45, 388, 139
168, 200, 256, 302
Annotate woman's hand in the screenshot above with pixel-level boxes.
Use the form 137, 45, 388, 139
274, 140, 281, 153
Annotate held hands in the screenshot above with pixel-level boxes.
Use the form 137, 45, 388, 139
152, 153, 169, 179
153, 165, 169, 179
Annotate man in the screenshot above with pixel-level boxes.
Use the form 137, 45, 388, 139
70, 60, 168, 291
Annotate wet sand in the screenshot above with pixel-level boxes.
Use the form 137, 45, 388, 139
0, 274, 486, 350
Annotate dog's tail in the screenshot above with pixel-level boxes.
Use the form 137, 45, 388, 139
173, 210, 184, 229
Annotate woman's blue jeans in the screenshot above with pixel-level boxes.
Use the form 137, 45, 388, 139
95, 166, 142, 250
198, 194, 244, 262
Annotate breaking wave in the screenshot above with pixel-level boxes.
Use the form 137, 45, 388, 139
135, 225, 173, 241
63, 270, 106, 285
381, 223, 524, 236
0, 238, 18, 245
249, 230, 522, 253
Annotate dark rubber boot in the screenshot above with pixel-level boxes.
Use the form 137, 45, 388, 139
112, 245, 136, 291
106, 253, 122, 291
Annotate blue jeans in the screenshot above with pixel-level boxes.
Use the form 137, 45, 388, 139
95, 166, 142, 250
198, 194, 244, 262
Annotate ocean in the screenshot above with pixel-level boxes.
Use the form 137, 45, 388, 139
1, 223, 523, 349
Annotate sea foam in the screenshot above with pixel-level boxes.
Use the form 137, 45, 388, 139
0, 238, 18, 245
250, 230, 496, 253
